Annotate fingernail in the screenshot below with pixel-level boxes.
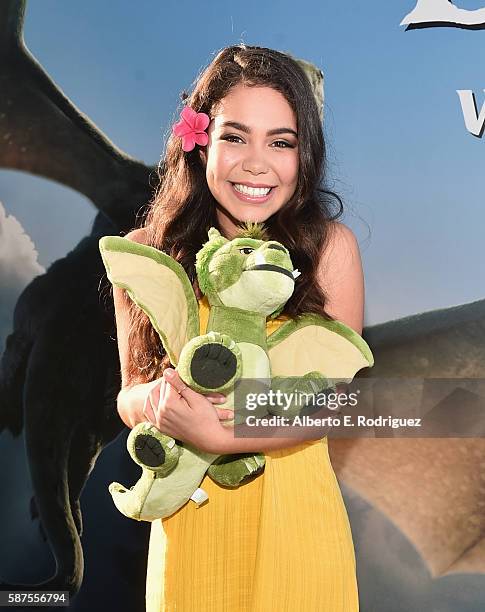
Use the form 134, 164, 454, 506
164, 368, 175, 378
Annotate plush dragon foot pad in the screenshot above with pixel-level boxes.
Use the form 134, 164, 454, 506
178, 331, 242, 393
99, 223, 374, 521
269, 371, 330, 418
128, 423, 180, 475
207, 453, 266, 487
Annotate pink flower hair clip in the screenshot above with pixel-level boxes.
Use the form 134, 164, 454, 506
172, 106, 210, 152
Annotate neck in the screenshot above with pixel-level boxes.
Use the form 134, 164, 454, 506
207, 304, 267, 350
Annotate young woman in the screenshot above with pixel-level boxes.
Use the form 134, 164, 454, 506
113, 45, 367, 611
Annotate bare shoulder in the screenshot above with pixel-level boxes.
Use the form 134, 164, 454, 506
125, 227, 148, 244
322, 221, 359, 259
318, 222, 361, 280
317, 221, 364, 334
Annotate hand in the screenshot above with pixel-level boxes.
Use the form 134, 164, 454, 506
145, 375, 231, 422
142, 368, 233, 454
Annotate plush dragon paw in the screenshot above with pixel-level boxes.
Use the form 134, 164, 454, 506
207, 453, 266, 487
126, 422, 181, 476
268, 371, 330, 418
177, 331, 242, 393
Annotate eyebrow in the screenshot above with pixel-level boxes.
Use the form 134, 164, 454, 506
220, 120, 298, 138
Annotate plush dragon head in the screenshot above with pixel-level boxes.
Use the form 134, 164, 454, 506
196, 225, 300, 317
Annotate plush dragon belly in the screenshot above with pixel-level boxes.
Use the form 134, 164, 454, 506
99, 224, 374, 522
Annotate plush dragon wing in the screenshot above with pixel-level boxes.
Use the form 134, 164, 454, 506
267, 314, 374, 383
99, 236, 199, 365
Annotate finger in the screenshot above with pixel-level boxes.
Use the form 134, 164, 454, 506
144, 379, 163, 423
157, 378, 169, 412
204, 393, 226, 404
163, 376, 190, 407
156, 380, 173, 430
143, 388, 157, 424
150, 381, 161, 411
215, 408, 234, 421
163, 368, 216, 407
163, 368, 204, 403
162, 368, 185, 391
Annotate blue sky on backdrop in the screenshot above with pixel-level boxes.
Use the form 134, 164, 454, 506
1, 0, 485, 326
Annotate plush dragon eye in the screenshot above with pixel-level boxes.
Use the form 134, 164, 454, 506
239, 247, 254, 255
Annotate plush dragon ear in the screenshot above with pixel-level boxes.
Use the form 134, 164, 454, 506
99, 236, 199, 366
268, 314, 374, 384
195, 227, 229, 296
207, 227, 223, 240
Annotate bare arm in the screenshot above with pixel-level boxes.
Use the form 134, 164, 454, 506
317, 221, 365, 334
211, 421, 336, 454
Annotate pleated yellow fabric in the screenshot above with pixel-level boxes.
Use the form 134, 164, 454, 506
145, 297, 359, 611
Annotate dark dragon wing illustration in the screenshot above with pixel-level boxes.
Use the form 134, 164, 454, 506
333, 299, 485, 578
0, 0, 156, 596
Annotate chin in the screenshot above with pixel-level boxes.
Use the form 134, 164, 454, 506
232, 206, 279, 223
238, 209, 271, 222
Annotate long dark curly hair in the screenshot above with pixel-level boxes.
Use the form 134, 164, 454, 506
121, 44, 344, 386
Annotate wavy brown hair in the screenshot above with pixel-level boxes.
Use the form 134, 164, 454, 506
119, 44, 344, 386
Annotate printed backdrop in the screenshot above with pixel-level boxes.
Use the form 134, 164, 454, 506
1, 2, 484, 611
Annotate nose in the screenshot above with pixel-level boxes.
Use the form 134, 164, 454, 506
241, 144, 269, 175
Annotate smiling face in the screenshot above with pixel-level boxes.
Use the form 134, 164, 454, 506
200, 84, 299, 238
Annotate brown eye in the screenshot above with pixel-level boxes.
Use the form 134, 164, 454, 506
222, 134, 244, 143
272, 140, 294, 148
239, 247, 254, 255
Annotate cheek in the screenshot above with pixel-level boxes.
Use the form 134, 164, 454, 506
207, 145, 240, 179
279, 154, 299, 186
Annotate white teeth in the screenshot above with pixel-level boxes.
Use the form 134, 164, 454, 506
233, 183, 271, 197
255, 251, 266, 266
292, 269, 301, 279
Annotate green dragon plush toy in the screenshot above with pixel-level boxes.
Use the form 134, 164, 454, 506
99, 223, 374, 522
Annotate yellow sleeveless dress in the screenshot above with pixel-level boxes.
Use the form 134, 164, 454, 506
145, 297, 359, 612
